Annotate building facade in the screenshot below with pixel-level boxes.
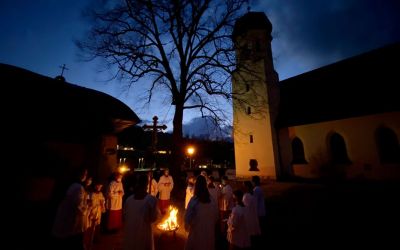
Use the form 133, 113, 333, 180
232, 12, 280, 179
232, 12, 400, 180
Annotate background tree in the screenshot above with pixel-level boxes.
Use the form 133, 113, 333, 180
77, 0, 249, 170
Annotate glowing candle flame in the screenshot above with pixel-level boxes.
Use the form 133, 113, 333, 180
118, 165, 130, 174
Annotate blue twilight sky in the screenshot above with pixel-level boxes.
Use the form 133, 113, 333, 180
1, 0, 400, 131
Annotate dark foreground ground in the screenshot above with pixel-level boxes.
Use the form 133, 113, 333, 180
14, 179, 400, 249
263, 180, 400, 248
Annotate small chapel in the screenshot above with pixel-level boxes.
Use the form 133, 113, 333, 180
2, 63, 141, 201
232, 12, 400, 181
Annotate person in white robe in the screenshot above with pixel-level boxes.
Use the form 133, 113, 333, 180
106, 172, 124, 231
243, 181, 261, 248
123, 174, 160, 250
147, 171, 158, 197
251, 176, 265, 217
252, 176, 266, 226
185, 175, 196, 209
220, 175, 234, 234
88, 181, 106, 244
220, 176, 234, 213
158, 168, 174, 214
184, 175, 219, 250
83, 176, 93, 232
52, 168, 88, 250
82, 176, 94, 250
207, 176, 221, 205
227, 189, 251, 249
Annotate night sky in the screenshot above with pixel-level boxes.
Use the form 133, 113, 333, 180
1, 0, 400, 130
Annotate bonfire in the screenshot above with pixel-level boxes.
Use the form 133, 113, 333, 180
157, 205, 179, 232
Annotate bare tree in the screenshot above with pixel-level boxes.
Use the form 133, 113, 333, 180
77, 0, 249, 167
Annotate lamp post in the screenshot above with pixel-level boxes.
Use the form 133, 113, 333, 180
187, 146, 195, 169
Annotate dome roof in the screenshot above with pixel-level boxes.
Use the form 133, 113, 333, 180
1, 63, 141, 137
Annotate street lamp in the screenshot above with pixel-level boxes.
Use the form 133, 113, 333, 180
187, 146, 195, 169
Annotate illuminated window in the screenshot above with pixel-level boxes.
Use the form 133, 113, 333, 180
250, 135, 253, 143
291, 137, 307, 164
329, 133, 351, 164
376, 127, 400, 164
247, 107, 251, 115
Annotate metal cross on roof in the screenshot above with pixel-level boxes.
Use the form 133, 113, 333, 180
59, 64, 69, 77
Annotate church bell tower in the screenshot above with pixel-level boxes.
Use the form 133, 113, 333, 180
232, 12, 280, 179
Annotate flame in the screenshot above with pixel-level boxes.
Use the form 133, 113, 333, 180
157, 206, 179, 231
118, 165, 130, 174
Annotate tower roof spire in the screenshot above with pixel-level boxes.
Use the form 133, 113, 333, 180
232, 12, 272, 42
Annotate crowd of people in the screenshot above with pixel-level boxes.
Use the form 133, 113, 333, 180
51, 167, 266, 250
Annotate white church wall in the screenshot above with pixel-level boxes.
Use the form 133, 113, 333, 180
285, 111, 400, 180
233, 60, 277, 180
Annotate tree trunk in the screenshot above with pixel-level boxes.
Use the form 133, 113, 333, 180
171, 102, 184, 167
169, 102, 184, 188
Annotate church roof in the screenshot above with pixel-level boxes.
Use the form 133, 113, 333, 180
1, 63, 140, 141
276, 42, 400, 127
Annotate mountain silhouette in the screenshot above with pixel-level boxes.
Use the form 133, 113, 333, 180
183, 116, 232, 141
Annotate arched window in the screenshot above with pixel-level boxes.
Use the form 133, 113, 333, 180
291, 137, 307, 164
376, 127, 400, 164
249, 159, 259, 171
247, 107, 251, 115
329, 133, 351, 164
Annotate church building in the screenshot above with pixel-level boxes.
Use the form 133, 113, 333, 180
232, 12, 400, 181
2, 63, 140, 201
